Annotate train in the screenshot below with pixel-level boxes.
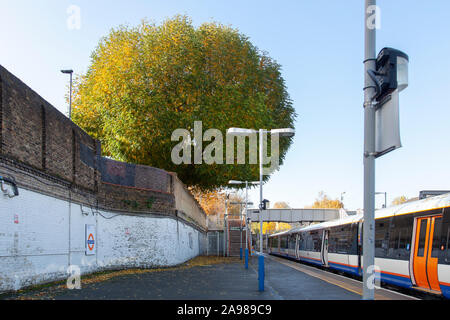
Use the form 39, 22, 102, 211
268, 193, 450, 299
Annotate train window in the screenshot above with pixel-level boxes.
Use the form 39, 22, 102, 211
399, 227, 412, 250
306, 234, 313, 251
431, 217, 442, 258
280, 236, 286, 249
443, 226, 450, 264
298, 233, 305, 251
333, 225, 350, 254
337, 239, 348, 254
388, 228, 400, 257
328, 232, 337, 253
327, 226, 352, 254
375, 218, 390, 258
312, 232, 322, 252
289, 235, 296, 250
387, 214, 414, 260
447, 227, 450, 263
417, 219, 428, 257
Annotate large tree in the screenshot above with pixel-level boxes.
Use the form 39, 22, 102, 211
72, 15, 296, 190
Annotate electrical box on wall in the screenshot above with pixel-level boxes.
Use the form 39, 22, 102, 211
85, 224, 96, 255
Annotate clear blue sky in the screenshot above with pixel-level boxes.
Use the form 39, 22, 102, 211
1, 0, 450, 210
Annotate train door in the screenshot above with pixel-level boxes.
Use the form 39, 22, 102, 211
295, 234, 299, 259
321, 230, 329, 266
412, 215, 442, 292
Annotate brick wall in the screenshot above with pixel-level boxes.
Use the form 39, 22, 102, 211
172, 173, 207, 230
0, 64, 206, 231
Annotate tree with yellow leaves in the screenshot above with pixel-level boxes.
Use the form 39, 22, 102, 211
391, 196, 409, 206
190, 187, 244, 217
310, 191, 344, 209
72, 15, 296, 190
251, 201, 292, 235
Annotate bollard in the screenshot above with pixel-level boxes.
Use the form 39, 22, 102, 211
258, 255, 264, 291
245, 248, 249, 269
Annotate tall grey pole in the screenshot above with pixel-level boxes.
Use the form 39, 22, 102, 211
258, 128, 264, 291
363, 0, 377, 300
225, 196, 229, 257
245, 181, 248, 252
223, 196, 227, 257
259, 128, 264, 254
240, 203, 243, 259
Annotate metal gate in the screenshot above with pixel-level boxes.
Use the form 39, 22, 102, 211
206, 231, 225, 256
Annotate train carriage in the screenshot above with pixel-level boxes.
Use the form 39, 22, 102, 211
268, 193, 450, 299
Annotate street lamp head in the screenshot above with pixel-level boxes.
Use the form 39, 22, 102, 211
227, 127, 295, 138
61, 69, 73, 74
228, 180, 244, 185
270, 128, 295, 137
227, 128, 257, 136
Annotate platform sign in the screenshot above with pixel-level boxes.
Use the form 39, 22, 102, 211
375, 90, 402, 158
85, 224, 96, 255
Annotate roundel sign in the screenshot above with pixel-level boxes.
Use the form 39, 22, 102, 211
85, 224, 96, 255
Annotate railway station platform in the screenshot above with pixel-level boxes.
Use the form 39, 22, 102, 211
2, 254, 417, 300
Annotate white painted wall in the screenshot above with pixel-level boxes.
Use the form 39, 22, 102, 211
0, 187, 203, 292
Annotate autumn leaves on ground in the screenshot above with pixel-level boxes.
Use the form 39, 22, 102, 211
2, 256, 241, 300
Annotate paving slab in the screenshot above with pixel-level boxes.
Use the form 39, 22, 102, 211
2, 255, 365, 300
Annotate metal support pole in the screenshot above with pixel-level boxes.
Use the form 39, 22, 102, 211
363, 0, 377, 300
245, 181, 249, 269
223, 199, 227, 257
258, 128, 264, 291
240, 203, 243, 260
249, 219, 253, 256
225, 196, 229, 257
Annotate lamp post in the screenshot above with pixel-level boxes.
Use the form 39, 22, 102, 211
227, 127, 295, 292
229, 180, 258, 269
363, 0, 409, 300
224, 194, 229, 257
61, 69, 73, 119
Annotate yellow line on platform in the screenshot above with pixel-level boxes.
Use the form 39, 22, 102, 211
266, 254, 418, 300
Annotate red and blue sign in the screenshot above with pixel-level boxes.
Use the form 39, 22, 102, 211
85, 224, 96, 255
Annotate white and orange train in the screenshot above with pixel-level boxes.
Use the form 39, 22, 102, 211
268, 193, 450, 299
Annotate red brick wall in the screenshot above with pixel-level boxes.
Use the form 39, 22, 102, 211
0, 64, 206, 230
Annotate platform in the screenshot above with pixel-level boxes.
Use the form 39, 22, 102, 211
2, 255, 418, 300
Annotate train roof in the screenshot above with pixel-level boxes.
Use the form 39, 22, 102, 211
269, 192, 450, 238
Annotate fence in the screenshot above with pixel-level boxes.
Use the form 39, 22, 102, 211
206, 231, 225, 256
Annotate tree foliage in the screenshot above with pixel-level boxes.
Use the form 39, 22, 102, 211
309, 191, 343, 209
272, 201, 290, 209
251, 201, 292, 234
391, 196, 409, 206
191, 187, 244, 217
72, 15, 296, 190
